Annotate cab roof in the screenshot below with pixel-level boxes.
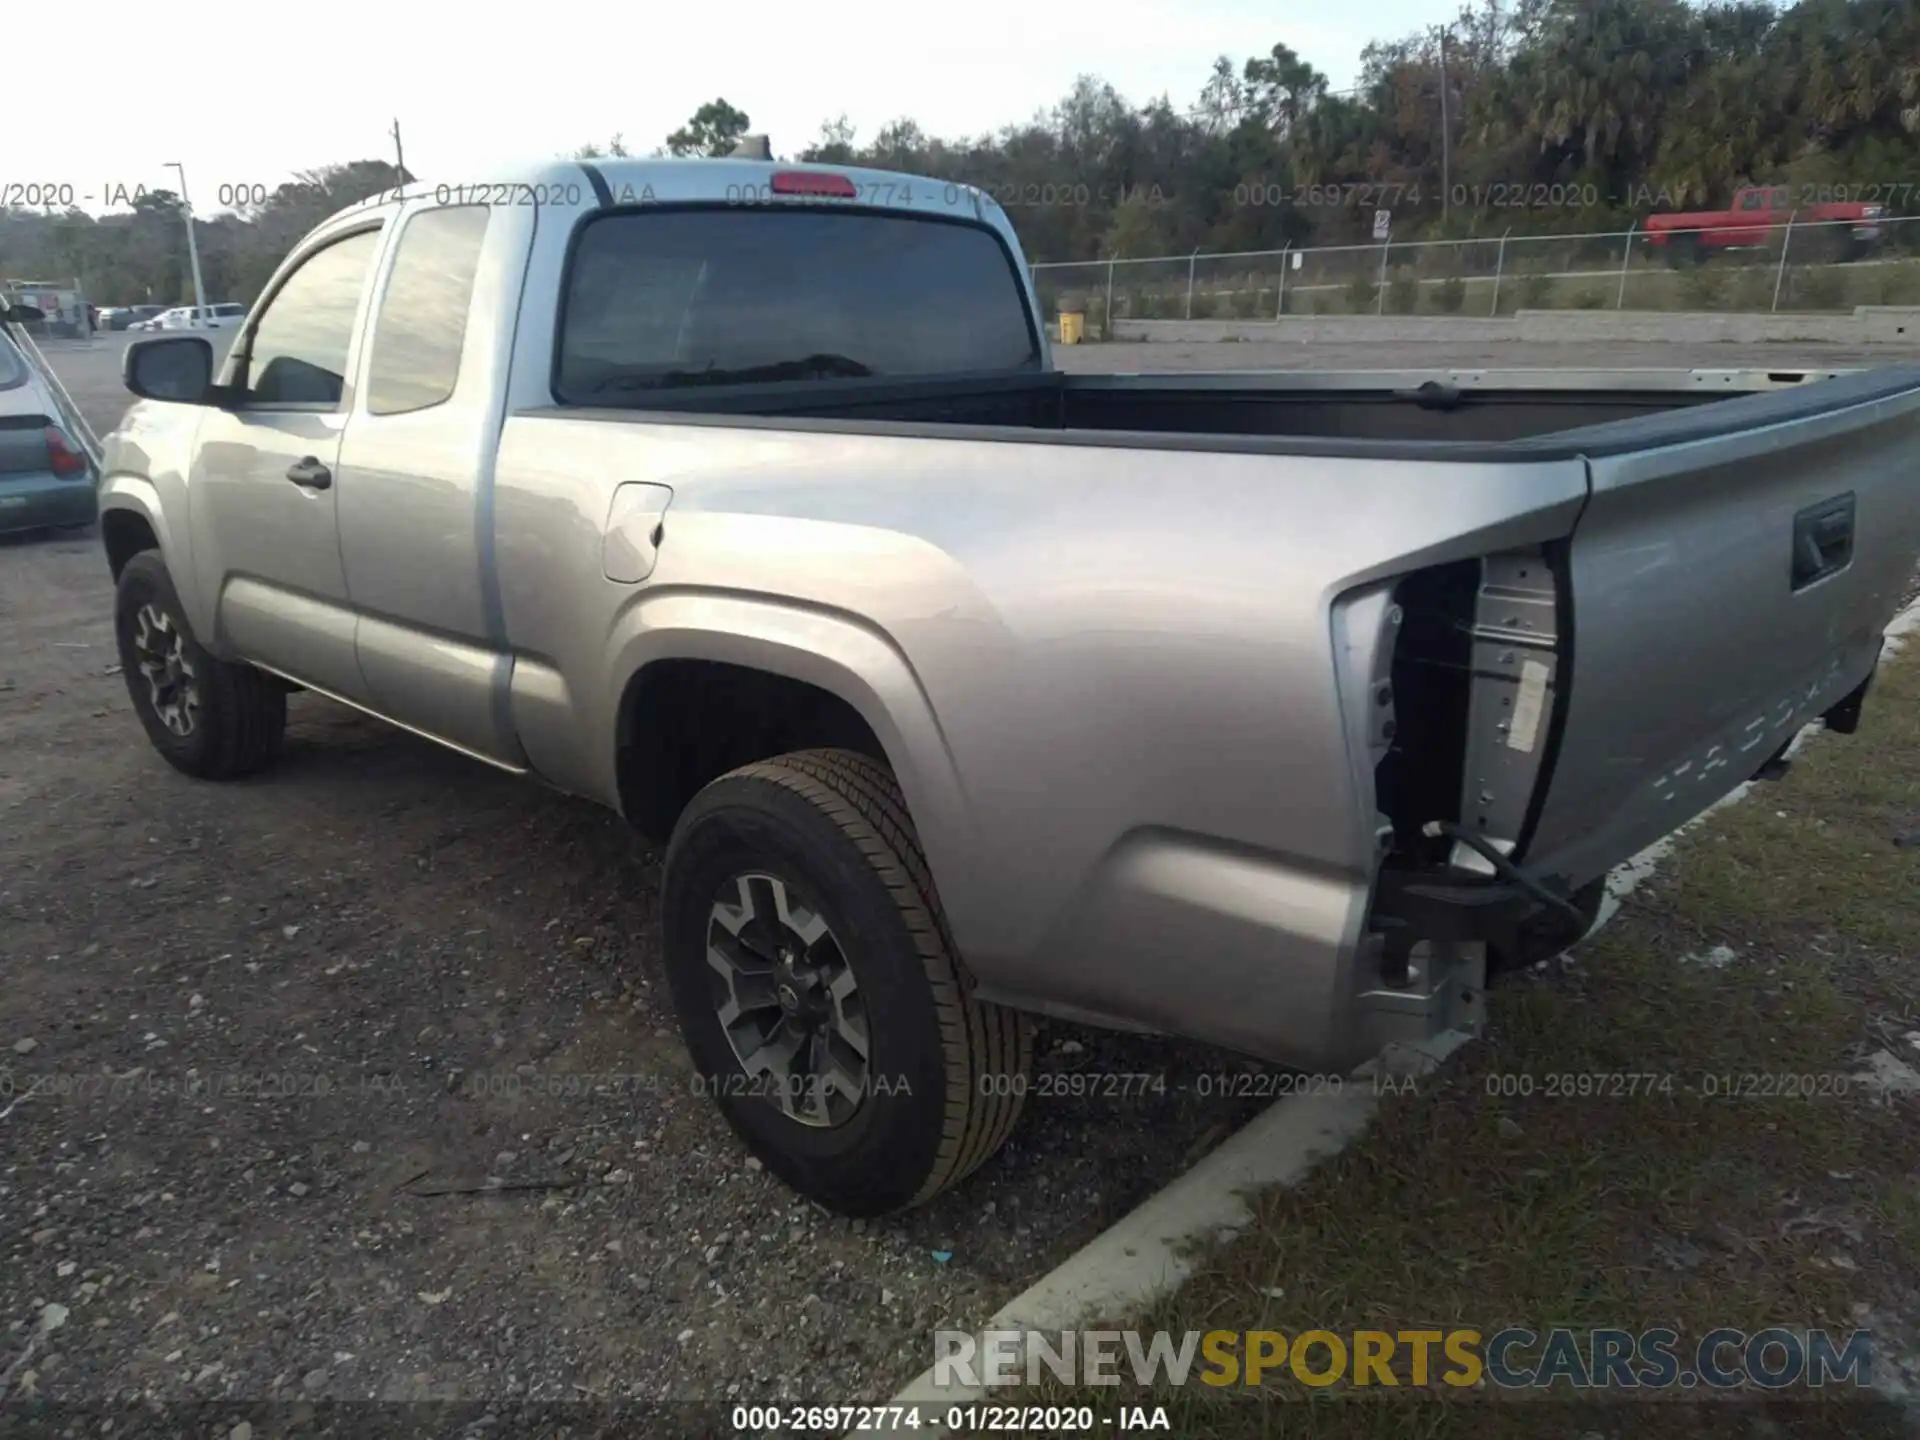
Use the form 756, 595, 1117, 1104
330, 156, 1003, 229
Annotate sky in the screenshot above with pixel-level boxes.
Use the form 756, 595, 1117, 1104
16, 0, 1442, 216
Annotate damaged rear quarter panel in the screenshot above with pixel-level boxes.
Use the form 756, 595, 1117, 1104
529, 419, 1591, 1065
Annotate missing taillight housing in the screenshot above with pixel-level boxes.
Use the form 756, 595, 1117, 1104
1365, 544, 1581, 980
1373, 558, 1477, 859
1373, 546, 1565, 870
45, 426, 87, 478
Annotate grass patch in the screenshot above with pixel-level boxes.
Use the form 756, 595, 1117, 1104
1027, 634, 1920, 1436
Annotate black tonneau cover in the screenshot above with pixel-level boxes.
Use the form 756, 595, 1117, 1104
524, 362, 1920, 466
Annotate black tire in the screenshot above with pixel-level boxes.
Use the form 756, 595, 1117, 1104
113, 550, 286, 779
661, 748, 1033, 1216
1663, 232, 1704, 268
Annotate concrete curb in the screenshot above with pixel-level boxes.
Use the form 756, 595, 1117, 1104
1106, 306, 1920, 346
1887, 596, 1920, 650
852, 595, 1920, 1437
849, 1033, 1467, 1436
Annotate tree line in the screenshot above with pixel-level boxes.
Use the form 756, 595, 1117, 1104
5, 0, 1917, 305
0, 161, 409, 308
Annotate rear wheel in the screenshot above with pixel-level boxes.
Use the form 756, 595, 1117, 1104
113, 551, 286, 779
1664, 232, 1704, 268
661, 748, 1033, 1216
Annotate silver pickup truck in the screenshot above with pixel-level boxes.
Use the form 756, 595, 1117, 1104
99, 158, 1920, 1215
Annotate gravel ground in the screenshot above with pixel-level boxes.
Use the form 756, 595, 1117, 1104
6, 331, 1914, 1422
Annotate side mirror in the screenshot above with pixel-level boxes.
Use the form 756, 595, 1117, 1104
124, 335, 222, 405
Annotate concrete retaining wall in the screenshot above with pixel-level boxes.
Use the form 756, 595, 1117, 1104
1100, 306, 1920, 346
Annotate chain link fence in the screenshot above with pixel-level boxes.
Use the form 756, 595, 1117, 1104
1030, 215, 1920, 335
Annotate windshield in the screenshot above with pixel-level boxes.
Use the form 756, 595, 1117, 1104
554, 207, 1039, 401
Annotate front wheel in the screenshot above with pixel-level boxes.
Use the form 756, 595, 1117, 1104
661, 748, 1033, 1216
113, 550, 286, 779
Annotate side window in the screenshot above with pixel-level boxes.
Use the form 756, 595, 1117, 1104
366, 206, 491, 416
243, 229, 382, 407
1738, 190, 1765, 212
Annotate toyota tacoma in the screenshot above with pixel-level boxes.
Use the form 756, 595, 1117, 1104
94, 158, 1920, 1214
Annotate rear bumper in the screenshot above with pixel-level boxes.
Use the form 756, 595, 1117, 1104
975, 830, 1377, 1071
0, 470, 97, 532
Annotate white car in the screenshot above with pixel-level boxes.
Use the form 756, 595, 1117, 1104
157, 303, 248, 331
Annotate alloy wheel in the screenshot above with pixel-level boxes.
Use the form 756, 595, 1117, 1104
131, 602, 200, 738
705, 872, 870, 1128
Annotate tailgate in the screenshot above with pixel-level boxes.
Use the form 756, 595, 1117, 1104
1520, 368, 1920, 887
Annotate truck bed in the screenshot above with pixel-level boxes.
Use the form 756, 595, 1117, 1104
537, 364, 1920, 454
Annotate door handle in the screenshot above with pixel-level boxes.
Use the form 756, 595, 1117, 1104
1790, 492, 1854, 590
286, 457, 332, 491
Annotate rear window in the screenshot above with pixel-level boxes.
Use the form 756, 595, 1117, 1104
554, 207, 1039, 402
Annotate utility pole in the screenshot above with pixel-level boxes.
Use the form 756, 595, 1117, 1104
1437, 28, 1452, 224
164, 162, 209, 322
390, 119, 407, 193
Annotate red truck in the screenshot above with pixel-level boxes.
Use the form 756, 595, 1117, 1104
1645, 185, 1886, 265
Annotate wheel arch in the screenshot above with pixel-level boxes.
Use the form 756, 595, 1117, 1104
97, 480, 216, 639
99, 484, 167, 575
603, 591, 982, 935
